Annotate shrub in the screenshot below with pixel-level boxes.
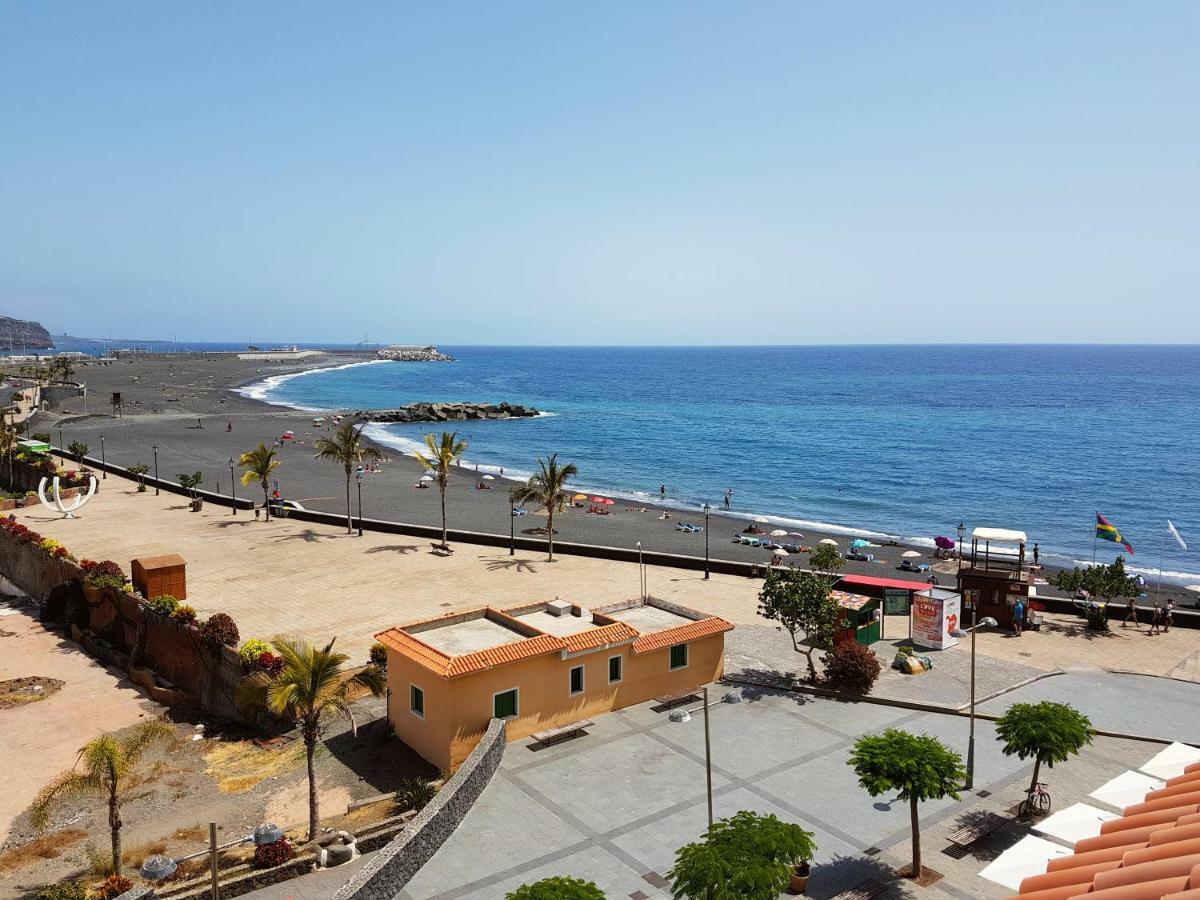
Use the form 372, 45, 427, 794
394, 778, 437, 813
822, 641, 882, 694
39, 537, 73, 560
67, 441, 89, 458
257, 651, 284, 677
93, 874, 133, 900
252, 837, 295, 869
506, 877, 607, 900
172, 604, 197, 624
148, 594, 179, 616
239, 638, 273, 668
201, 613, 240, 649
32, 431, 51, 443
369, 641, 388, 668
33, 884, 89, 900
79, 559, 126, 589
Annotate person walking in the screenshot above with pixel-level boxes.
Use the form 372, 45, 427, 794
1164, 599, 1175, 633
1123, 597, 1138, 629
724, 488, 732, 509
1149, 604, 1163, 635
1012, 598, 1025, 637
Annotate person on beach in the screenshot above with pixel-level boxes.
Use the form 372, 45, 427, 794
1164, 599, 1175, 632
1123, 597, 1138, 629
724, 488, 732, 508
1032, 543, 1039, 566
660, 484, 666, 498
1150, 604, 1163, 635
1012, 599, 1024, 636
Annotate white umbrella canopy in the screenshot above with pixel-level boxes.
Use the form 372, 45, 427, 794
481, 474, 495, 480
819, 538, 839, 546
770, 529, 788, 537
754, 516, 770, 524
772, 548, 790, 556
1187, 585, 1200, 593
419, 474, 434, 481
902, 550, 922, 558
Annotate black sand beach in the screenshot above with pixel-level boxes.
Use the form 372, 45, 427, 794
36, 352, 1194, 607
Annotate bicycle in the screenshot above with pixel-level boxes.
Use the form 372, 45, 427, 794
1019, 782, 1052, 817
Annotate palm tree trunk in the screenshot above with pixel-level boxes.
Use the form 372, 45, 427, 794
344, 470, 353, 534
909, 795, 921, 877
109, 785, 122, 876
1029, 754, 1043, 795
305, 731, 319, 841
263, 483, 270, 521
440, 483, 448, 549
547, 507, 555, 561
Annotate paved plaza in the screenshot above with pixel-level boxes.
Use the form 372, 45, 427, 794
398, 689, 1169, 900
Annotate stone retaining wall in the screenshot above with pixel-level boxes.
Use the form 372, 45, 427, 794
331, 718, 507, 900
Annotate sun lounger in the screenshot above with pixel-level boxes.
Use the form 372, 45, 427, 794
947, 812, 1010, 847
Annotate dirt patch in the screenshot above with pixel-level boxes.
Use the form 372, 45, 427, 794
0, 676, 64, 709
203, 739, 307, 794
0, 829, 86, 874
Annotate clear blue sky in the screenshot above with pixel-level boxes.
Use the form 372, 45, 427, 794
2, 2, 1197, 345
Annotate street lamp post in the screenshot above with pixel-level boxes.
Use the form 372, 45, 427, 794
509, 491, 515, 556
58, 427, 64, 453
703, 502, 711, 580
636, 541, 645, 598
356, 466, 364, 536
957, 521, 966, 574
229, 457, 237, 515
955, 605, 997, 790
100, 433, 106, 478
152, 443, 159, 495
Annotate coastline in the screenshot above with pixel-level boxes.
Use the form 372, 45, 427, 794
35, 352, 1197, 605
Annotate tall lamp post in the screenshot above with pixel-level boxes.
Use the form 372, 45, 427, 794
229, 457, 237, 515
703, 502, 711, 580
957, 521, 966, 574
636, 541, 645, 599
152, 443, 159, 495
58, 427, 64, 453
99, 433, 106, 478
954, 605, 997, 790
509, 490, 515, 556
356, 465, 364, 537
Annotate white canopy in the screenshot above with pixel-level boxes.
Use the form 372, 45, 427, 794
1139, 742, 1200, 781
1031, 802, 1118, 846
973, 527, 1028, 544
1089, 770, 1165, 811
978, 835, 1072, 891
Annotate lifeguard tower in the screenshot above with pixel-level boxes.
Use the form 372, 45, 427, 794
956, 527, 1034, 629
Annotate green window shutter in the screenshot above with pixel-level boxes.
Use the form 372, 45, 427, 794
494, 689, 518, 718
608, 656, 622, 682
669, 643, 688, 669
410, 686, 424, 716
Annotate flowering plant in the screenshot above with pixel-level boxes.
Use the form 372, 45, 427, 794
79, 559, 127, 589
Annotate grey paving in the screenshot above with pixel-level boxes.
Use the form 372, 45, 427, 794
976, 670, 1200, 742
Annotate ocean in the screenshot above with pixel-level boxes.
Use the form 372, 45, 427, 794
236, 345, 1196, 583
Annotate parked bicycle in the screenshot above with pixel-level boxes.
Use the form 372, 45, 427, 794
1019, 782, 1052, 817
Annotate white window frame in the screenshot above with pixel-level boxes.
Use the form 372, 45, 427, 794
569, 664, 585, 696
409, 683, 425, 720
608, 654, 623, 684
492, 686, 520, 720
669, 642, 689, 671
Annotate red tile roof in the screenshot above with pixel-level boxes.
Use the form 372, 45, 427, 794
563, 622, 639, 654
1007, 766, 1200, 899
632, 616, 733, 655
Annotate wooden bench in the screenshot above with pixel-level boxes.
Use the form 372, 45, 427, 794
654, 689, 700, 709
829, 877, 887, 900
531, 719, 593, 746
947, 811, 1010, 847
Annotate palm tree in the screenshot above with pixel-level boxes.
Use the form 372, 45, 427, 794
239, 442, 281, 520
413, 431, 468, 550
0, 418, 16, 487
31, 722, 173, 876
236, 637, 385, 841
313, 422, 382, 534
510, 454, 579, 561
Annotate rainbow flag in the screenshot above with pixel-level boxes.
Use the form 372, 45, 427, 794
1095, 512, 1134, 554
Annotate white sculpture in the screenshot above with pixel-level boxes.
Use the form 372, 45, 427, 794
37, 474, 98, 519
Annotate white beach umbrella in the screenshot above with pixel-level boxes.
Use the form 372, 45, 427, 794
770, 529, 788, 537
481, 474, 495, 480
754, 516, 770, 524
1187, 585, 1200, 593
902, 550, 922, 558
772, 548, 790, 556
419, 474, 434, 482
818, 538, 839, 546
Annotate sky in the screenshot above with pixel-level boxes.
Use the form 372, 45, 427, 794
1, 2, 1197, 346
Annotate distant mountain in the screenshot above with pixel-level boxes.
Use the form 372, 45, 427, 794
0, 315, 53, 350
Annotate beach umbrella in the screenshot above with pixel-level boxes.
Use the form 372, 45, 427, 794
1187, 585, 1200, 594
772, 548, 789, 556
754, 516, 770, 524
573, 493, 588, 501
419, 474, 434, 482
770, 529, 788, 537
481, 474, 495, 481
819, 538, 839, 546
590, 496, 606, 503
851, 539, 870, 549
601, 497, 615, 505
902, 550, 922, 558
788, 531, 805, 539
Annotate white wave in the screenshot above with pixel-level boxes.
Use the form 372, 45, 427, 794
236, 359, 391, 409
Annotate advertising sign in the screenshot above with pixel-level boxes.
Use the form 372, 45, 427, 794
884, 588, 911, 615
911, 589, 962, 650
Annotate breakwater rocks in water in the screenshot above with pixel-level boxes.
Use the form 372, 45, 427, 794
359, 402, 539, 423
376, 345, 455, 361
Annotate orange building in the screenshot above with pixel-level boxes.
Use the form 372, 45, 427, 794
376, 596, 733, 770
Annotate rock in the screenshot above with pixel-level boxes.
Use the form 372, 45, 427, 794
375, 345, 454, 362
357, 402, 540, 424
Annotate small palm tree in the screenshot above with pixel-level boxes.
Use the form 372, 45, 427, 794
31, 722, 173, 876
313, 422, 382, 533
0, 418, 16, 486
239, 442, 281, 520
236, 637, 385, 841
510, 454, 579, 561
413, 431, 468, 550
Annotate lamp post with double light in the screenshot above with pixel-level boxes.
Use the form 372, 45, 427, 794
953, 600, 997, 790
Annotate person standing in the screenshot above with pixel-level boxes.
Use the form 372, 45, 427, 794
660, 484, 666, 498
724, 488, 732, 509
1123, 597, 1138, 629
1149, 604, 1163, 635
1012, 599, 1025, 636
1032, 543, 1040, 566
1164, 599, 1175, 633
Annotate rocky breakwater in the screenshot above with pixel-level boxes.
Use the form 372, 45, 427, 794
376, 345, 455, 361
359, 401, 539, 423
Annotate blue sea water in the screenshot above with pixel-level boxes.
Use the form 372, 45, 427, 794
245, 345, 1200, 582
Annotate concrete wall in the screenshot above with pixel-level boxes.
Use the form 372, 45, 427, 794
330, 718, 507, 900
386, 632, 726, 771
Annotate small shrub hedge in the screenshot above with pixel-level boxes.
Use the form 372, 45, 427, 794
94, 874, 133, 900
822, 641, 882, 694
33, 883, 89, 900
369, 641, 388, 668
239, 638, 273, 667
252, 837, 295, 869
79, 559, 126, 589
201, 613, 240, 650
506, 877, 607, 900
148, 594, 179, 616
394, 778, 437, 813
172, 604, 197, 624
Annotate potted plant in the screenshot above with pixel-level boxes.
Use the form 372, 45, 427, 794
789, 859, 811, 894
177, 471, 204, 511
79, 559, 127, 602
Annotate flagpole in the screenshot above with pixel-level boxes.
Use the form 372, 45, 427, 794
1157, 521, 1166, 606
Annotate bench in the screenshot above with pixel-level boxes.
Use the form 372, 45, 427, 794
829, 877, 886, 900
654, 689, 700, 709
947, 811, 1010, 847
531, 719, 593, 746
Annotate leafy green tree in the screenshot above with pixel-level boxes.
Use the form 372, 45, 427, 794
413, 431, 468, 550
506, 876, 607, 899
668, 810, 816, 900
31, 722, 173, 875
509, 453, 579, 561
239, 443, 281, 520
236, 637, 384, 841
1053, 557, 1138, 628
808, 543, 843, 575
67, 440, 89, 459
176, 471, 204, 499
996, 701, 1095, 796
757, 569, 839, 681
313, 421, 382, 533
127, 462, 150, 491
848, 729, 964, 878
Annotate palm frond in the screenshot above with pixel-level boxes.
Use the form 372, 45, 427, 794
31, 771, 104, 829
119, 722, 174, 766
